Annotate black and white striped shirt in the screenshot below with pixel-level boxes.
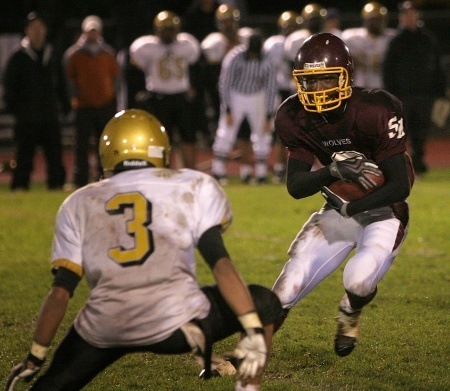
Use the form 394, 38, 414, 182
219, 44, 278, 117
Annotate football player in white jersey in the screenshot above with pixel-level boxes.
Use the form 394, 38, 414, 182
6, 109, 283, 391
130, 11, 201, 169
263, 11, 302, 183
284, 3, 327, 62
342, 2, 397, 89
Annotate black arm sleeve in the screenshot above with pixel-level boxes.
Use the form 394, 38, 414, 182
286, 158, 337, 199
346, 153, 411, 216
197, 225, 230, 269
52, 267, 81, 298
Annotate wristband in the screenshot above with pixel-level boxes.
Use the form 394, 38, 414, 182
30, 342, 49, 360
238, 311, 263, 330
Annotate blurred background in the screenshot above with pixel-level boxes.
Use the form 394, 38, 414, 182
1, 0, 449, 171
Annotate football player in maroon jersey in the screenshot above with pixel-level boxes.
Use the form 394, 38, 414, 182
272, 33, 414, 357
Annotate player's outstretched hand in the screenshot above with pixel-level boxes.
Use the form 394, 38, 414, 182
5, 354, 44, 391
329, 157, 382, 190
321, 186, 350, 218
232, 328, 267, 380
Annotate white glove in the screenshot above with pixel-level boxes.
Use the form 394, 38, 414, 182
6, 354, 43, 391
233, 328, 267, 379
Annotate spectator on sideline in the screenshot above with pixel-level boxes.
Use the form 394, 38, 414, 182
64, 15, 121, 188
342, 2, 396, 89
263, 11, 301, 183
64, 15, 120, 188
211, 31, 277, 184
383, 1, 447, 174
130, 11, 201, 169
3, 12, 69, 191
6, 109, 283, 391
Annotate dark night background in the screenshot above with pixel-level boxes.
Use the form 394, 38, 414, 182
1, 1, 449, 50
1, 0, 447, 106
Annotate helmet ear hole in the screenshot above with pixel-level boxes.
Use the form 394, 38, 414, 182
99, 109, 171, 176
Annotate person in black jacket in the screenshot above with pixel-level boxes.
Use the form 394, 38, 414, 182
382, 1, 447, 174
3, 12, 70, 190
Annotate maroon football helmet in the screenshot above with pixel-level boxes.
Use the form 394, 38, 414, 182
293, 33, 354, 113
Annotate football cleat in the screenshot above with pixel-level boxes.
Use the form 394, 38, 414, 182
334, 307, 361, 357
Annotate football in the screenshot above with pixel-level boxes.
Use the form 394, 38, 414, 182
326, 173, 385, 201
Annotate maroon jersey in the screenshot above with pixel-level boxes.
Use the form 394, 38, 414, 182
275, 87, 414, 185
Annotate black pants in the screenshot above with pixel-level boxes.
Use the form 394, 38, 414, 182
31, 285, 282, 390
138, 92, 196, 143
11, 121, 65, 190
74, 104, 116, 187
400, 95, 435, 173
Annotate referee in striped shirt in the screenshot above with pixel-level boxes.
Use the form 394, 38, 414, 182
211, 31, 278, 184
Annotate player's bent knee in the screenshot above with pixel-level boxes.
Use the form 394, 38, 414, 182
249, 284, 284, 325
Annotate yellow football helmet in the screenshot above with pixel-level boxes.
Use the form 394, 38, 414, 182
301, 3, 327, 21
277, 11, 302, 35
99, 109, 170, 177
153, 11, 181, 32
215, 4, 241, 23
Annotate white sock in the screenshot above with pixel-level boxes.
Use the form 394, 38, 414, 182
240, 164, 252, 179
212, 158, 226, 177
235, 380, 260, 391
255, 161, 267, 178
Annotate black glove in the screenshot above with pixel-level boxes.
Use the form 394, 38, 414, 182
329, 157, 382, 190
321, 186, 350, 217
5, 353, 44, 391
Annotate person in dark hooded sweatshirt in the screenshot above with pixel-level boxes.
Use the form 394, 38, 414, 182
383, 1, 446, 174
3, 12, 70, 191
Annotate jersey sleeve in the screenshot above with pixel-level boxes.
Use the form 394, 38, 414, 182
51, 195, 84, 278
178, 32, 201, 64
284, 30, 309, 61
129, 36, 153, 70
357, 90, 407, 163
201, 32, 227, 64
193, 174, 232, 244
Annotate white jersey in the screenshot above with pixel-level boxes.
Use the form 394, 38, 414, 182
342, 27, 397, 89
284, 29, 312, 62
324, 28, 343, 39
51, 168, 232, 348
201, 27, 254, 64
263, 34, 296, 94
130, 32, 200, 94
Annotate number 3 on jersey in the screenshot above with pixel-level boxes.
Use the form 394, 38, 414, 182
106, 192, 154, 267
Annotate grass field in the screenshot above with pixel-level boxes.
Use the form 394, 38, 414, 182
0, 169, 449, 390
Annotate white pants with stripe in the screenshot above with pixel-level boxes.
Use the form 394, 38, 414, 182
212, 90, 272, 176
273, 205, 409, 308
